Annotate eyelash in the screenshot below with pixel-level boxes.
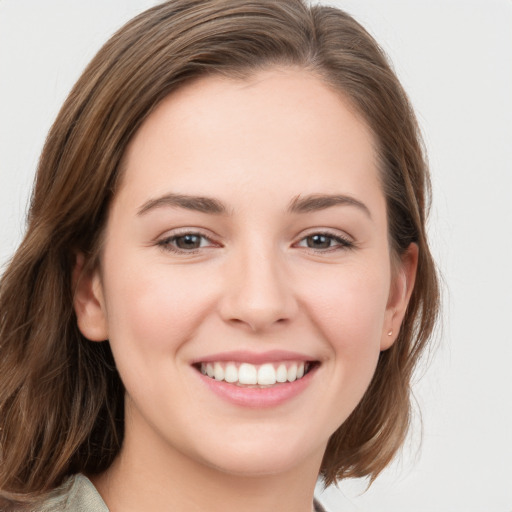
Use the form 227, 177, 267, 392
157, 231, 215, 254
295, 232, 355, 252
156, 230, 355, 254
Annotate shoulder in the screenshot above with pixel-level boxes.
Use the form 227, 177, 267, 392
34, 475, 327, 512
37, 474, 109, 512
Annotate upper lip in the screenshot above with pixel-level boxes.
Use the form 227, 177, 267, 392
191, 350, 317, 365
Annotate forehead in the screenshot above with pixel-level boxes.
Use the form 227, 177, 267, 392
118, 67, 382, 212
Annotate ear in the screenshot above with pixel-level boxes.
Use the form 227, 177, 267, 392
381, 243, 418, 351
72, 253, 109, 342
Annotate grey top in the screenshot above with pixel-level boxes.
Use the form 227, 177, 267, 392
39, 475, 108, 512
38, 474, 329, 511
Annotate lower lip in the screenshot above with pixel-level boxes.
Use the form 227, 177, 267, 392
196, 366, 318, 408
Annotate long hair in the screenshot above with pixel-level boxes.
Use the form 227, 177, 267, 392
0, 0, 439, 503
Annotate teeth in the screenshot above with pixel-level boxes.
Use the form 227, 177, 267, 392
213, 362, 224, 381
257, 363, 276, 385
276, 364, 288, 382
224, 363, 238, 383
239, 363, 257, 385
287, 363, 297, 382
199, 361, 311, 386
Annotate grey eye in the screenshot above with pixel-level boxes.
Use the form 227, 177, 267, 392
174, 234, 203, 250
296, 232, 353, 252
305, 234, 333, 249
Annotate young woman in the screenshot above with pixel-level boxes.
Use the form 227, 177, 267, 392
0, 1, 439, 511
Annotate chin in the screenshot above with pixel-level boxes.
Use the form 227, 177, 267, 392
206, 452, 308, 477
190, 430, 325, 478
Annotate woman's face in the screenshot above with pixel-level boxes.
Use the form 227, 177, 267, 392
76, 67, 415, 477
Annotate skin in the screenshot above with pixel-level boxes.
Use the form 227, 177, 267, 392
74, 67, 417, 512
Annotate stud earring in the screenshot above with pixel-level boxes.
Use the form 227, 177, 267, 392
387, 330, 393, 336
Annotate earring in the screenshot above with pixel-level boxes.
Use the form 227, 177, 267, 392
387, 330, 393, 336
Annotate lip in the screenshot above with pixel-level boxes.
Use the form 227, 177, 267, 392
191, 349, 315, 365
193, 356, 320, 409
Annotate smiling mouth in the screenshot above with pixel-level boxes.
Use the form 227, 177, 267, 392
194, 361, 319, 387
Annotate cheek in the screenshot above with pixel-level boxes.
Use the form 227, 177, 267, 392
297, 261, 390, 403
102, 256, 217, 356
301, 263, 390, 349
263, 263, 388, 434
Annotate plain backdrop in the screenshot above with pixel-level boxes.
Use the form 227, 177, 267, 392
1, 1, 511, 511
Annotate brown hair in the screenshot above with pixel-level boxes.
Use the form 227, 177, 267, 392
0, 0, 439, 503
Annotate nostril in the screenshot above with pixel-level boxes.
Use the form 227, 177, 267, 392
225, 314, 290, 332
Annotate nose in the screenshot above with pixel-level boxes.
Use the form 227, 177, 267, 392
218, 244, 298, 332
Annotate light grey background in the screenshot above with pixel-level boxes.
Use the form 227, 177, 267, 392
1, 1, 511, 511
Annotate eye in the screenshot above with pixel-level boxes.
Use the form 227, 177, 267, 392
296, 232, 354, 251
157, 232, 216, 253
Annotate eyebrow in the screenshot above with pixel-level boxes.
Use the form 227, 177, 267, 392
137, 192, 371, 219
137, 193, 228, 216
288, 194, 372, 219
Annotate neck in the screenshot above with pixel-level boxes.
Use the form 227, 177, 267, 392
91, 413, 324, 512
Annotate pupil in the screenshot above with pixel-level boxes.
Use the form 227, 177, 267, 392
177, 235, 200, 249
308, 234, 330, 249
